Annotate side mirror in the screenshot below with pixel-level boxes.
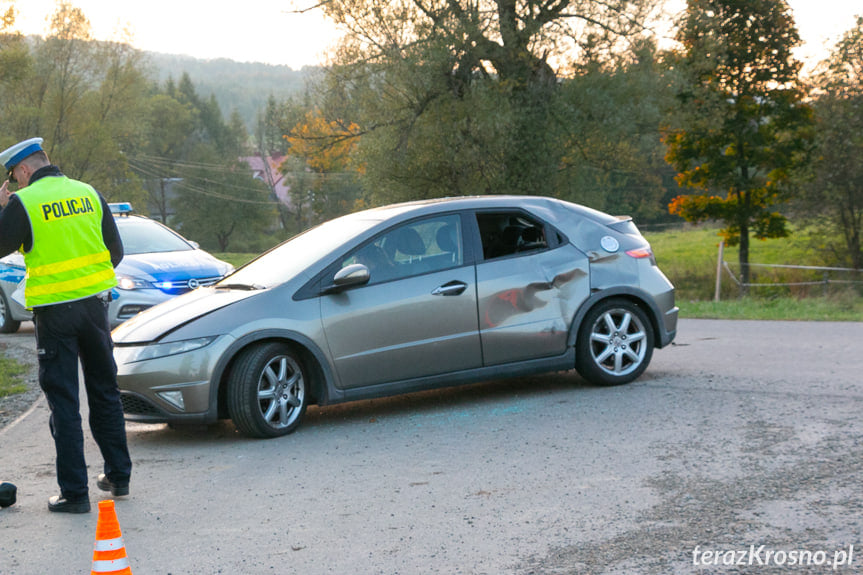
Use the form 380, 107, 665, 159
322, 264, 370, 294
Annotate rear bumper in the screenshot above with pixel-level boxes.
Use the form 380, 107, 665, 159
657, 305, 678, 348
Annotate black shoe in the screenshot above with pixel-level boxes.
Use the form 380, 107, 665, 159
48, 495, 90, 514
0, 482, 16, 508
96, 474, 130, 497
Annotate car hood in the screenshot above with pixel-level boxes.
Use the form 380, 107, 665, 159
118, 250, 230, 281
112, 286, 260, 343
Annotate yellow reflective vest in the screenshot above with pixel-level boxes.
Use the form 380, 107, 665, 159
16, 176, 117, 308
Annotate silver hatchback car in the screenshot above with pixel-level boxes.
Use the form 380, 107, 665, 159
113, 196, 677, 438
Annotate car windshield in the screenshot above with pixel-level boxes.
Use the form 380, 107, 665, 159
117, 218, 194, 255
221, 215, 381, 289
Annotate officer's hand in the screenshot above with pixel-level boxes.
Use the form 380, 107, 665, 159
0, 180, 10, 209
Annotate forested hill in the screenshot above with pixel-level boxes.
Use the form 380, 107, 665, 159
148, 53, 316, 128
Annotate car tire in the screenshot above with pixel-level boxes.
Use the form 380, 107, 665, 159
575, 298, 654, 386
0, 289, 20, 334
226, 342, 308, 438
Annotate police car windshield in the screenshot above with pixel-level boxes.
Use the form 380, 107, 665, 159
116, 217, 194, 255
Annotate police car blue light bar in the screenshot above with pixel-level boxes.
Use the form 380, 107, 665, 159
108, 202, 134, 214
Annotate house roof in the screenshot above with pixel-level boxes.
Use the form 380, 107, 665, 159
241, 154, 291, 206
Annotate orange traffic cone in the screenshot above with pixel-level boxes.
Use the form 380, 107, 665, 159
91, 500, 132, 575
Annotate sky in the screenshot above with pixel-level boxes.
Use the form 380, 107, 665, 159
12, 0, 341, 69
10, 0, 863, 71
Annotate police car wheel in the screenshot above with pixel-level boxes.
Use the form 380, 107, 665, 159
0, 289, 21, 334
226, 342, 308, 438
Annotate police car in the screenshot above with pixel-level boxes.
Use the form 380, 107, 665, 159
0, 203, 234, 332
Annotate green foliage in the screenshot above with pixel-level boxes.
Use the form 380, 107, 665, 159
646, 223, 862, 302
150, 54, 311, 130
311, 0, 662, 211
170, 157, 279, 252
556, 42, 678, 222
0, 3, 298, 252
145, 78, 280, 251
663, 0, 814, 287
0, 3, 152, 203
280, 109, 365, 230
0, 353, 28, 398
793, 17, 863, 269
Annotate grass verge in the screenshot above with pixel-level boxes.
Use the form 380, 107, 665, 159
0, 353, 29, 398
217, 252, 258, 269
680, 294, 863, 321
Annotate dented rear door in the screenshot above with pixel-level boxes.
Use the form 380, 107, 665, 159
475, 244, 590, 366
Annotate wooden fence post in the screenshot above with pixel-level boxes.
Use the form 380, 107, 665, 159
714, 240, 724, 302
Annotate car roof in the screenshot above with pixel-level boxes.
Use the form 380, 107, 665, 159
347, 195, 617, 226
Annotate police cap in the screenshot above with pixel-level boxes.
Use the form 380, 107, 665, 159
0, 137, 44, 171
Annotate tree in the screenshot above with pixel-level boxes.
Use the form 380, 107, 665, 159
153, 77, 279, 250
663, 0, 814, 290
135, 93, 195, 222
284, 108, 363, 229
170, 154, 277, 251
0, 2, 283, 248
253, 94, 306, 231
32, 2, 98, 152
0, 7, 34, 138
0, 2, 151, 203
308, 0, 657, 203
556, 39, 676, 221
256, 95, 291, 158
796, 17, 863, 269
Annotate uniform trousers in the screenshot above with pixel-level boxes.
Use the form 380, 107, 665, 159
33, 296, 131, 501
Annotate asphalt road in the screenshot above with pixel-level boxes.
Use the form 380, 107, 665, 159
1, 319, 861, 574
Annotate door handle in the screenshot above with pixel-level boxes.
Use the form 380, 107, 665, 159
432, 281, 468, 296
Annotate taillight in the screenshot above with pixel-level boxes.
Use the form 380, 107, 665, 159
626, 248, 657, 265
625, 248, 652, 258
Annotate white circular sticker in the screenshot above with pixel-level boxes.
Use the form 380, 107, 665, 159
600, 236, 620, 253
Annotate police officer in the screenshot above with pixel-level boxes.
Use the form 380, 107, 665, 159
0, 137, 132, 513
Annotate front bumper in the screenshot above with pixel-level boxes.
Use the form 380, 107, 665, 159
114, 334, 234, 424
109, 287, 177, 327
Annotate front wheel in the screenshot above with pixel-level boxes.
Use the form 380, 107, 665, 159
575, 299, 654, 386
0, 289, 21, 334
227, 342, 309, 438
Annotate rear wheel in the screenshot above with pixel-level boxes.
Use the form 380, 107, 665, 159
227, 342, 308, 438
576, 299, 654, 386
0, 289, 21, 334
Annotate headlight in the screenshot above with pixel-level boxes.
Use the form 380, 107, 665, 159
116, 275, 151, 290
118, 336, 217, 363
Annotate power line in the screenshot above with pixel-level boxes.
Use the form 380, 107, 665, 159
129, 157, 273, 197
127, 158, 282, 206
130, 154, 246, 172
